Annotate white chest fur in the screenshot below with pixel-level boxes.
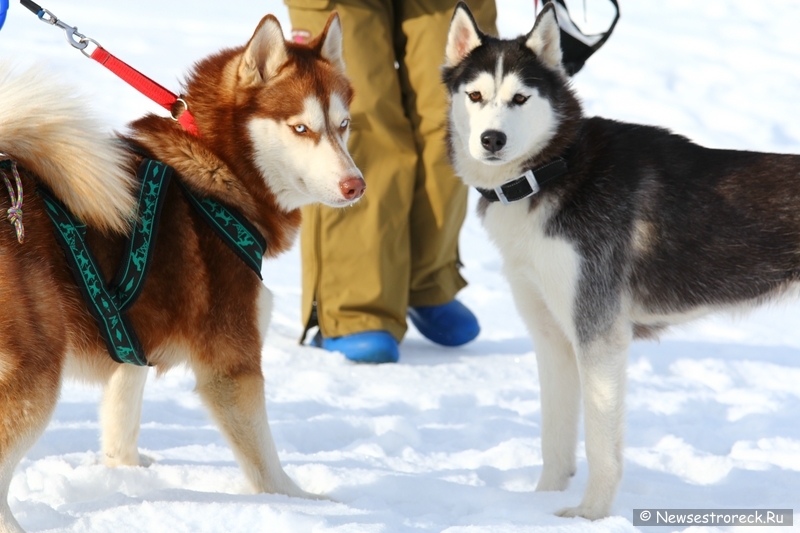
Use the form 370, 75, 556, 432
482, 199, 582, 343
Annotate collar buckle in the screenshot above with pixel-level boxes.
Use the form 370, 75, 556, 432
494, 169, 540, 205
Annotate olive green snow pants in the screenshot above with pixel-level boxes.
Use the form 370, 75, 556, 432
285, 0, 497, 341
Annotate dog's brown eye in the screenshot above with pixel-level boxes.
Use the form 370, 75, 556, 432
292, 124, 308, 134
513, 94, 529, 105
467, 91, 482, 102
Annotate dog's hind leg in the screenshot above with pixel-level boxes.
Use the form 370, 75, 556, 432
509, 279, 581, 492
0, 348, 63, 533
101, 364, 150, 467
556, 320, 630, 520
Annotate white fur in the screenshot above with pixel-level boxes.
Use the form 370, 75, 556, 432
484, 200, 581, 341
451, 69, 558, 168
101, 364, 151, 467
483, 196, 627, 520
256, 284, 274, 346
554, 319, 629, 519
484, 200, 586, 497
509, 281, 580, 493
0, 63, 135, 234
231, 392, 304, 497
249, 94, 361, 210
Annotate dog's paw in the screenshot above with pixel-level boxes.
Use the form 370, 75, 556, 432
258, 473, 330, 501
104, 451, 153, 468
283, 484, 333, 502
535, 468, 574, 491
279, 481, 337, 502
555, 503, 609, 521
304, 491, 336, 502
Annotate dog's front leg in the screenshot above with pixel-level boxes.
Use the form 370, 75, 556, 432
101, 364, 151, 467
193, 364, 313, 499
556, 320, 630, 520
509, 278, 581, 491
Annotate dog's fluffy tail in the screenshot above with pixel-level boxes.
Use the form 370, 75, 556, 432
0, 63, 135, 234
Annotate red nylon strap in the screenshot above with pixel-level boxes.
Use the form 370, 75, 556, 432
90, 47, 199, 136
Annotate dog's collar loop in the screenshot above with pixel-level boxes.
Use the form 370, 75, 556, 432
476, 157, 568, 204
1, 158, 24, 243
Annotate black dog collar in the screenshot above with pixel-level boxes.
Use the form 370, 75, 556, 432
476, 157, 568, 204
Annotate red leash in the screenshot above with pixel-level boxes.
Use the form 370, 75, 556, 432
21, 0, 199, 136
90, 47, 199, 135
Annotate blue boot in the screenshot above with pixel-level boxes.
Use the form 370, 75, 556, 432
312, 330, 400, 363
408, 300, 480, 347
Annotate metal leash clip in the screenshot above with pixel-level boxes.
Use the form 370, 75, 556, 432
21, 0, 101, 54
38, 8, 88, 50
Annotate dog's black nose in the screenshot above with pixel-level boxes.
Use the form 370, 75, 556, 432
481, 130, 507, 153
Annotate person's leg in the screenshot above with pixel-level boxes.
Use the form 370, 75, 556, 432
396, 0, 497, 344
398, 0, 497, 308
286, 0, 417, 346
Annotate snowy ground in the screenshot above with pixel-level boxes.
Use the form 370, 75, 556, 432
1, 0, 800, 531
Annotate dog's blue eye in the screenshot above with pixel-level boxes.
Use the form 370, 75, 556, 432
293, 124, 308, 134
340, 119, 350, 129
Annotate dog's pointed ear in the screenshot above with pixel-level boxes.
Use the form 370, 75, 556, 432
445, 2, 483, 68
314, 12, 346, 74
240, 15, 289, 86
526, 2, 563, 72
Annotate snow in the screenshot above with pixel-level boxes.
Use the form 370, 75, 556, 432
2, 0, 800, 530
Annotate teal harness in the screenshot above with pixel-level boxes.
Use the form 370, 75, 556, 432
37, 158, 266, 366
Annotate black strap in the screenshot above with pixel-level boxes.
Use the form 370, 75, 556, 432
551, 0, 620, 76
175, 180, 266, 279
20, 0, 43, 16
123, 139, 267, 279
111, 159, 173, 311
40, 157, 267, 366
476, 158, 568, 203
37, 162, 174, 366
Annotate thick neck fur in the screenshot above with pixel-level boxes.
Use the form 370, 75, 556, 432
126, 46, 303, 258
526, 86, 583, 168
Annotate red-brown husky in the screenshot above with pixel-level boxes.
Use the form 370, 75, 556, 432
0, 13, 362, 532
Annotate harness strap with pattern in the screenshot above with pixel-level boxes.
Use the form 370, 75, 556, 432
38, 158, 267, 366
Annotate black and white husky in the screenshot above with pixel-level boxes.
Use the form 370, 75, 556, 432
444, 1, 800, 520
